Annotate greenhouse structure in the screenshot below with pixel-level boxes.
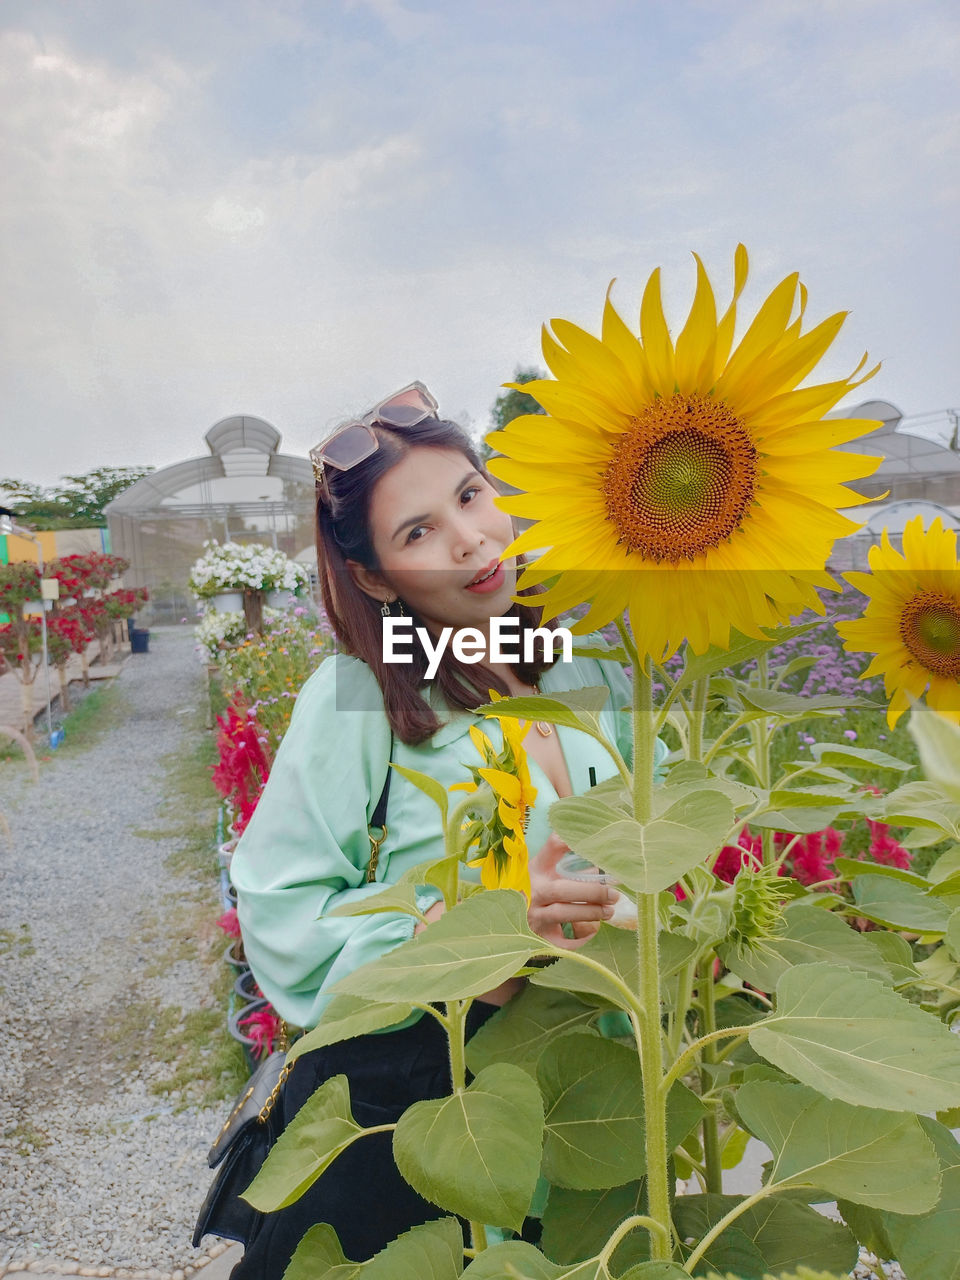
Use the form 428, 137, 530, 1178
105, 415, 316, 624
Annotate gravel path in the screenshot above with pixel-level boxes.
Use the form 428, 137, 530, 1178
0, 628, 234, 1278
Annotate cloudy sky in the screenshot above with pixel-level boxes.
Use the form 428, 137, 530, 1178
1, 0, 957, 487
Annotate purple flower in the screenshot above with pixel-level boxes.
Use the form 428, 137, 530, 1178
843, 729, 857, 741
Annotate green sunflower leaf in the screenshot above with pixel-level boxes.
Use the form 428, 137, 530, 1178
809, 742, 914, 773
242, 1074, 363, 1212
393, 1063, 544, 1232
283, 1217, 465, 1280
717, 903, 894, 993
673, 1192, 857, 1278
537, 1030, 706, 1190
749, 963, 960, 1112
287, 994, 416, 1063
331, 890, 542, 1004
464, 984, 597, 1077
548, 790, 735, 895
471, 687, 611, 739
736, 1081, 940, 1213
387, 761, 450, 821
851, 873, 952, 933
910, 702, 960, 805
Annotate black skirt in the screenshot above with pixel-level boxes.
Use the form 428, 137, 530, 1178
229, 1002, 497, 1278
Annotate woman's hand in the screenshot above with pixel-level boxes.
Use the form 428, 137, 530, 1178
528, 833, 617, 950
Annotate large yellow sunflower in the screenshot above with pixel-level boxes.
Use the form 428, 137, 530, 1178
837, 516, 960, 727
486, 246, 885, 660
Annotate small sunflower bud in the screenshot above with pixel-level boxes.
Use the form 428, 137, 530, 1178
729, 862, 788, 949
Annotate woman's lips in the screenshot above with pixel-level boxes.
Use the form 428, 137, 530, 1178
465, 560, 505, 594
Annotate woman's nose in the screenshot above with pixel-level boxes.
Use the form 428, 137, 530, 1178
451, 515, 485, 559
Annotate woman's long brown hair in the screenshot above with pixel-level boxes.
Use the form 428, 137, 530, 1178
315, 417, 550, 745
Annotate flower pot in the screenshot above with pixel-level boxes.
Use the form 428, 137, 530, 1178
228, 997, 280, 1070
265, 590, 295, 609
212, 591, 244, 612
234, 970, 263, 1004
218, 839, 237, 871
223, 938, 247, 971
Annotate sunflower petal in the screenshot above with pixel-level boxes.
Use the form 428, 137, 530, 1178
640, 267, 676, 397
675, 252, 718, 395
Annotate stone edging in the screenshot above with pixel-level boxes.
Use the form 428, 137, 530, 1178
0, 1239, 232, 1279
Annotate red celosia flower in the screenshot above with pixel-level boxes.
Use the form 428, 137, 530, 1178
866, 819, 912, 871
713, 828, 763, 883
212, 703, 272, 832
216, 907, 242, 938
238, 1005, 284, 1059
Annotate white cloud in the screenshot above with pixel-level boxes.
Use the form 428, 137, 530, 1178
0, 1, 956, 487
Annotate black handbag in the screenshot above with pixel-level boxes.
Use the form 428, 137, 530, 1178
194, 750, 395, 1248
193, 1047, 290, 1246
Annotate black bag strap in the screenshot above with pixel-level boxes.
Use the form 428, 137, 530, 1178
366, 733, 394, 882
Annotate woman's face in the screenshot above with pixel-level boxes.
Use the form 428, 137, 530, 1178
352, 446, 518, 635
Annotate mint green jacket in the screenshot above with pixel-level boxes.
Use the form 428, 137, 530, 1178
232, 648, 663, 1029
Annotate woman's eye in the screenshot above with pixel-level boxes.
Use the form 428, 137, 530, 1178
461, 486, 481, 505
406, 525, 428, 543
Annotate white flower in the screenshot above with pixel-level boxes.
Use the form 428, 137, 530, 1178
188, 541, 309, 599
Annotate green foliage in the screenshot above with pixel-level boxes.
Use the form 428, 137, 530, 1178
287, 994, 417, 1063
549, 790, 736, 894
331, 890, 543, 1004
0, 466, 153, 528
749, 963, 960, 1111
283, 1218, 464, 1280
537, 1031, 704, 1191
243, 1074, 367, 1211
394, 1063, 544, 1230
737, 1081, 939, 1212
465, 985, 596, 1077
838, 1119, 960, 1280
674, 1195, 857, 1277
251, 615, 960, 1277
484, 366, 547, 461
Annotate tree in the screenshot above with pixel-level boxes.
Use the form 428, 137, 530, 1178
0, 465, 154, 528
483, 366, 547, 461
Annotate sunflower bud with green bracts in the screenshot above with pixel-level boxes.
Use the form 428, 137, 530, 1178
728, 862, 790, 950
450, 712, 537, 899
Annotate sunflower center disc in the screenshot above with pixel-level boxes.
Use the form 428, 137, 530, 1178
900, 591, 960, 678
603, 393, 758, 562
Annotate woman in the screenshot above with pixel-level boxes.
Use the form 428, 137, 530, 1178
229, 382, 658, 1274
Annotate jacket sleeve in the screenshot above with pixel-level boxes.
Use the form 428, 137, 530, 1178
230, 655, 426, 1029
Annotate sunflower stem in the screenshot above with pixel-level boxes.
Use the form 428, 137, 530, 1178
630, 652, 672, 1262
688, 677, 709, 762
446, 999, 488, 1253
756, 653, 774, 866
698, 955, 723, 1195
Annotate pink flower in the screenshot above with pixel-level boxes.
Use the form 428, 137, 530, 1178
238, 1005, 284, 1059
843, 729, 857, 741
216, 907, 242, 938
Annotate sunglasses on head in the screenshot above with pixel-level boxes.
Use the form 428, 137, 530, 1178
310, 381, 439, 500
